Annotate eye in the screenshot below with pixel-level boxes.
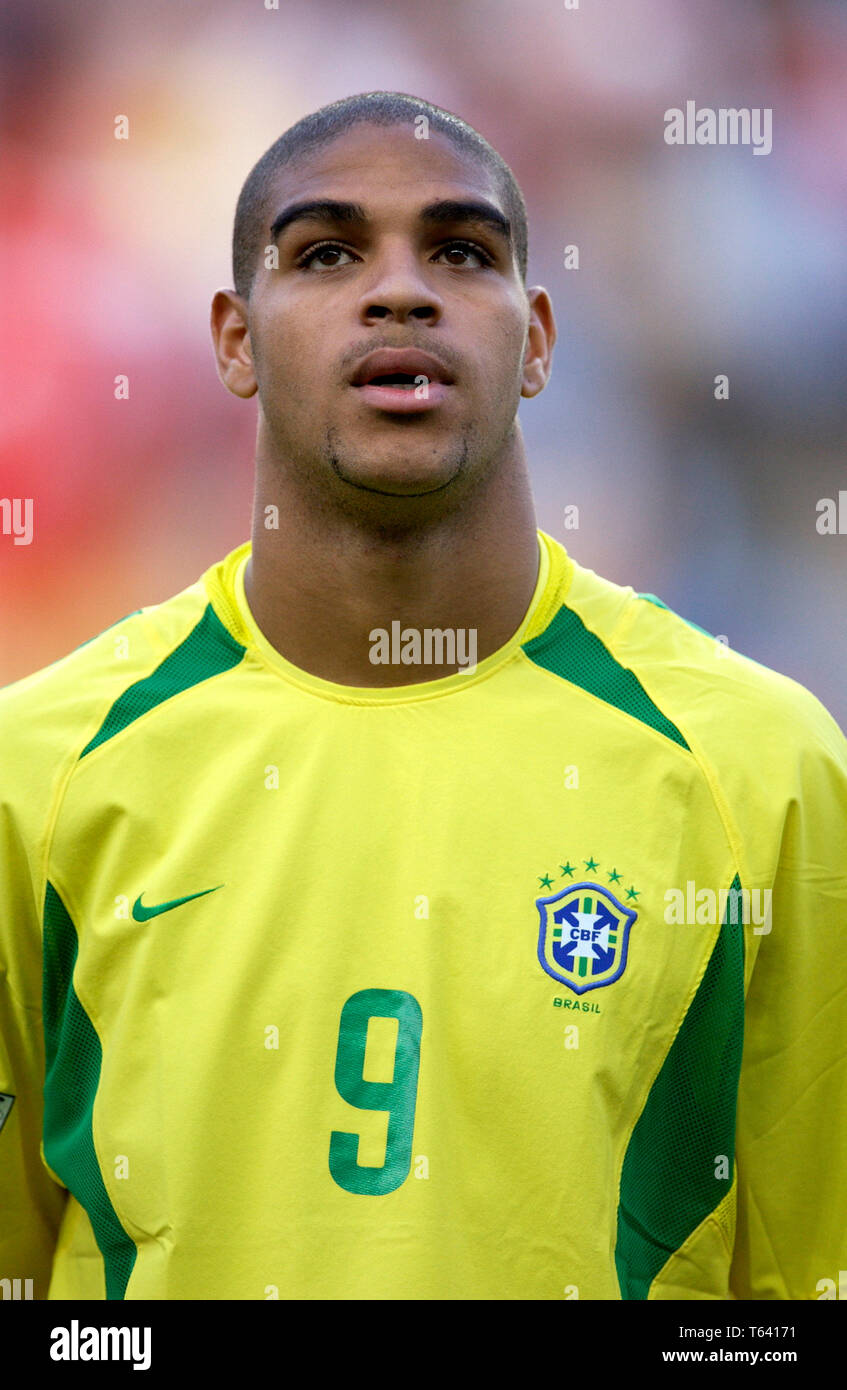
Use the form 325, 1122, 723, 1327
295, 241, 359, 271
433, 240, 493, 269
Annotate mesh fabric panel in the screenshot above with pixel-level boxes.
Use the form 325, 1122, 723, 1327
522, 603, 690, 750
80, 603, 245, 758
615, 876, 746, 1298
42, 882, 136, 1299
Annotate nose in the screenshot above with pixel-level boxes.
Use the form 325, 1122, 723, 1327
357, 240, 443, 325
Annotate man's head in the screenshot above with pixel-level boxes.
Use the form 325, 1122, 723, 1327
211, 91, 555, 525
231, 92, 530, 301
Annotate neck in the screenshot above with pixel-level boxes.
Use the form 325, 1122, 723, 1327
243, 432, 539, 687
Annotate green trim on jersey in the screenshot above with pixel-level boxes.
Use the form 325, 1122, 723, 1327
72, 610, 144, 652
615, 873, 746, 1298
637, 593, 716, 642
522, 604, 691, 750
80, 604, 246, 758
42, 882, 137, 1300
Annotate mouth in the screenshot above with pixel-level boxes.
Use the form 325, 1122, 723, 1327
364, 372, 424, 389
348, 349, 454, 412
352, 377, 451, 413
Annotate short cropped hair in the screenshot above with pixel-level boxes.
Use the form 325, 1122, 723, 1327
231, 90, 529, 300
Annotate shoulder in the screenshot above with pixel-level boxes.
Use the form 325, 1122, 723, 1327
0, 575, 214, 838
533, 542, 846, 886
552, 547, 845, 771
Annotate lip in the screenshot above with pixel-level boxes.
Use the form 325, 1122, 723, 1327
349, 347, 454, 388
353, 380, 451, 413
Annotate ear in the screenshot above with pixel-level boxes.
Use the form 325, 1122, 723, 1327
210, 290, 258, 399
520, 287, 556, 398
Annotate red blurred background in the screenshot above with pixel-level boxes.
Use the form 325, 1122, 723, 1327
1, 0, 845, 725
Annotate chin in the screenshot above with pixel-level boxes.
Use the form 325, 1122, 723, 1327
333, 460, 461, 498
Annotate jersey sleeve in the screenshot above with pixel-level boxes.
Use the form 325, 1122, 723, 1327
0, 670, 74, 1299
0, 803, 68, 1297
0, 606, 190, 1299
729, 694, 847, 1299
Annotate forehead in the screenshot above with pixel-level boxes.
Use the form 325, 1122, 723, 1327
265, 123, 504, 221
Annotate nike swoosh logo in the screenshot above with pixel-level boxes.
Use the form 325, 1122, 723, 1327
132, 886, 224, 921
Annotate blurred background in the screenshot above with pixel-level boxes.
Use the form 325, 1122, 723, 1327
1, 0, 845, 726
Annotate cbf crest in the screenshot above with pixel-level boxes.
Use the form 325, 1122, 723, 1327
537, 882, 637, 994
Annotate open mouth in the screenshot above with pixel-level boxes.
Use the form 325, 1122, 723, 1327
361, 373, 421, 389
349, 354, 452, 412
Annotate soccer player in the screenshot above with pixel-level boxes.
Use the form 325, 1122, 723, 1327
1, 91, 845, 1302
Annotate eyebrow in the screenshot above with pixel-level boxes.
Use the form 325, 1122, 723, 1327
269, 197, 512, 251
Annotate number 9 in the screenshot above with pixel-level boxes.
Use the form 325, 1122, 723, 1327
329, 988, 423, 1195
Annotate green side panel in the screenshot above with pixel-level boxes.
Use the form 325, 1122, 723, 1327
80, 603, 245, 758
637, 593, 716, 641
522, 605, 690, 750
42, 882, 137, 1300
615, 874, 746, 1299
